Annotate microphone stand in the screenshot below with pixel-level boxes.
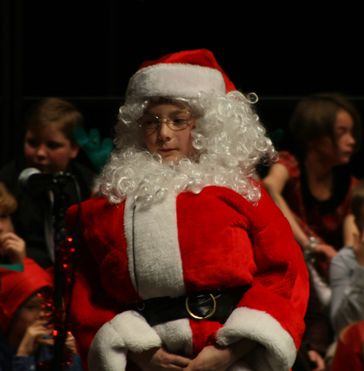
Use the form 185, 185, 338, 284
48, 172, 76, 371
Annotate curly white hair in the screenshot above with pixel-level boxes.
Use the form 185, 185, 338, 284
97, 91, 276, 208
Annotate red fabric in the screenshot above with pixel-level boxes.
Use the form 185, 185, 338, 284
67, 186, 309, 368
0, 257, 52, 333
140, 49, 236, 93
331, 321, 364, 371
277, 150, 358, 249
66, 197, 139, 367
177, 186, 309, 350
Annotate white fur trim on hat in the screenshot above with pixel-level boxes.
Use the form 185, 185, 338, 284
126, 63, 226, 101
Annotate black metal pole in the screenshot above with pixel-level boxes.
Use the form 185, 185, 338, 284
49, 173, 75, 371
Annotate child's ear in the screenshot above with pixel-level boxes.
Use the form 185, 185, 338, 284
70, 144, 80, 159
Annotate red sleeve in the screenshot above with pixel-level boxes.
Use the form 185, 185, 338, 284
217, 185, 309, 368
66, 202, 118, 370
239, 186, 309, 347
277, 151, 300, 178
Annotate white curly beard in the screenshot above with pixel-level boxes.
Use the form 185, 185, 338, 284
97, 91, 276, 209
97, 147, 261, 209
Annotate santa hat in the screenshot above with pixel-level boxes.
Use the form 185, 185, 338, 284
0, 257, 53, 333
125, 49, 236, 102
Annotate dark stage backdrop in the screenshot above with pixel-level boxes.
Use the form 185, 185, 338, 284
2, 0, 364, 176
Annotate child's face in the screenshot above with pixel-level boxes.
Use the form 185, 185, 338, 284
310, 110, 355, 166
24, 125, 79, 173
7, 291, 52, 348
140, 102, 196, 162
332, 110, 356, 164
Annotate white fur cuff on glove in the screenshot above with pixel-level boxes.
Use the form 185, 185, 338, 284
88, 310, 162, 371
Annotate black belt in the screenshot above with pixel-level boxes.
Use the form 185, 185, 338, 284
127, 286, 249, 326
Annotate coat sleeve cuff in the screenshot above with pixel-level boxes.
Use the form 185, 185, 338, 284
88, 310, 162, 371
216, 307, 297, 371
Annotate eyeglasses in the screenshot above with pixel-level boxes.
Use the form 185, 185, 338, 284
138, 111, 194, 133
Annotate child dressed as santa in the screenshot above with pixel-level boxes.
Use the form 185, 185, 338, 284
67, 49, 309, 371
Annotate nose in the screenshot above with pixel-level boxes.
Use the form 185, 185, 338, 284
346, 132, 356, 148
35, 144, 48, 158
157, 121, 173, 140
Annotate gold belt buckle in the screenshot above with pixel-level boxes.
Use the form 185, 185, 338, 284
185, 293, 217, 320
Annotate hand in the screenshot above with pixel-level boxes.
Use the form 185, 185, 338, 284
314, 243, 337, 259
65, 331, 78, 355
0, 232, 26, 264
307, 349, 325, 371
184, 340, 256, 371
128, 347, 191, 371
16, 318, 53, 356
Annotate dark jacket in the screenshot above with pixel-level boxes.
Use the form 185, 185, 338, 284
0, 157, 95, 268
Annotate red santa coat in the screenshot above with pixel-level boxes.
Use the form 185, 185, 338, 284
66, 185, 309, 371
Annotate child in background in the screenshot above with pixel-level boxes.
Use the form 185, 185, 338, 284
263, 93, 361, 274
0, 182, 25, 269
0, 182, 82, 370
329, 180, 364, 371
0, 98, 95, 268
0, 257, 82, 371
330, 179, 364, 335
264, 93, 361, 370
322, 180, 364, 369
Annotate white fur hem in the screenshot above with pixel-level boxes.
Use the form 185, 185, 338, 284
126, 63, 226, 101
88, 310, 162, 371
216, 307, 297, 371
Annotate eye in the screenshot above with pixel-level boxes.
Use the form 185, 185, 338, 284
171, 118, 188, 127
139, 115, 159, 131
26, 138, 39, 148
22, 302, 42, 312
46, 141, 64, 150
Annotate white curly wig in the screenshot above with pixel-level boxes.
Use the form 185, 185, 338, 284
97, 90, 276, 208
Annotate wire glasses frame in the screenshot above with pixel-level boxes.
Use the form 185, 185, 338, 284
138, 111, 195, 134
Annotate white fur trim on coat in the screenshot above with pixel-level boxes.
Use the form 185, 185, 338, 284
124, 194, 185, 299
88, 310, 162, 371
153, 318, 193, 356
126, 63, 226, 101
216, 307, 297, 371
